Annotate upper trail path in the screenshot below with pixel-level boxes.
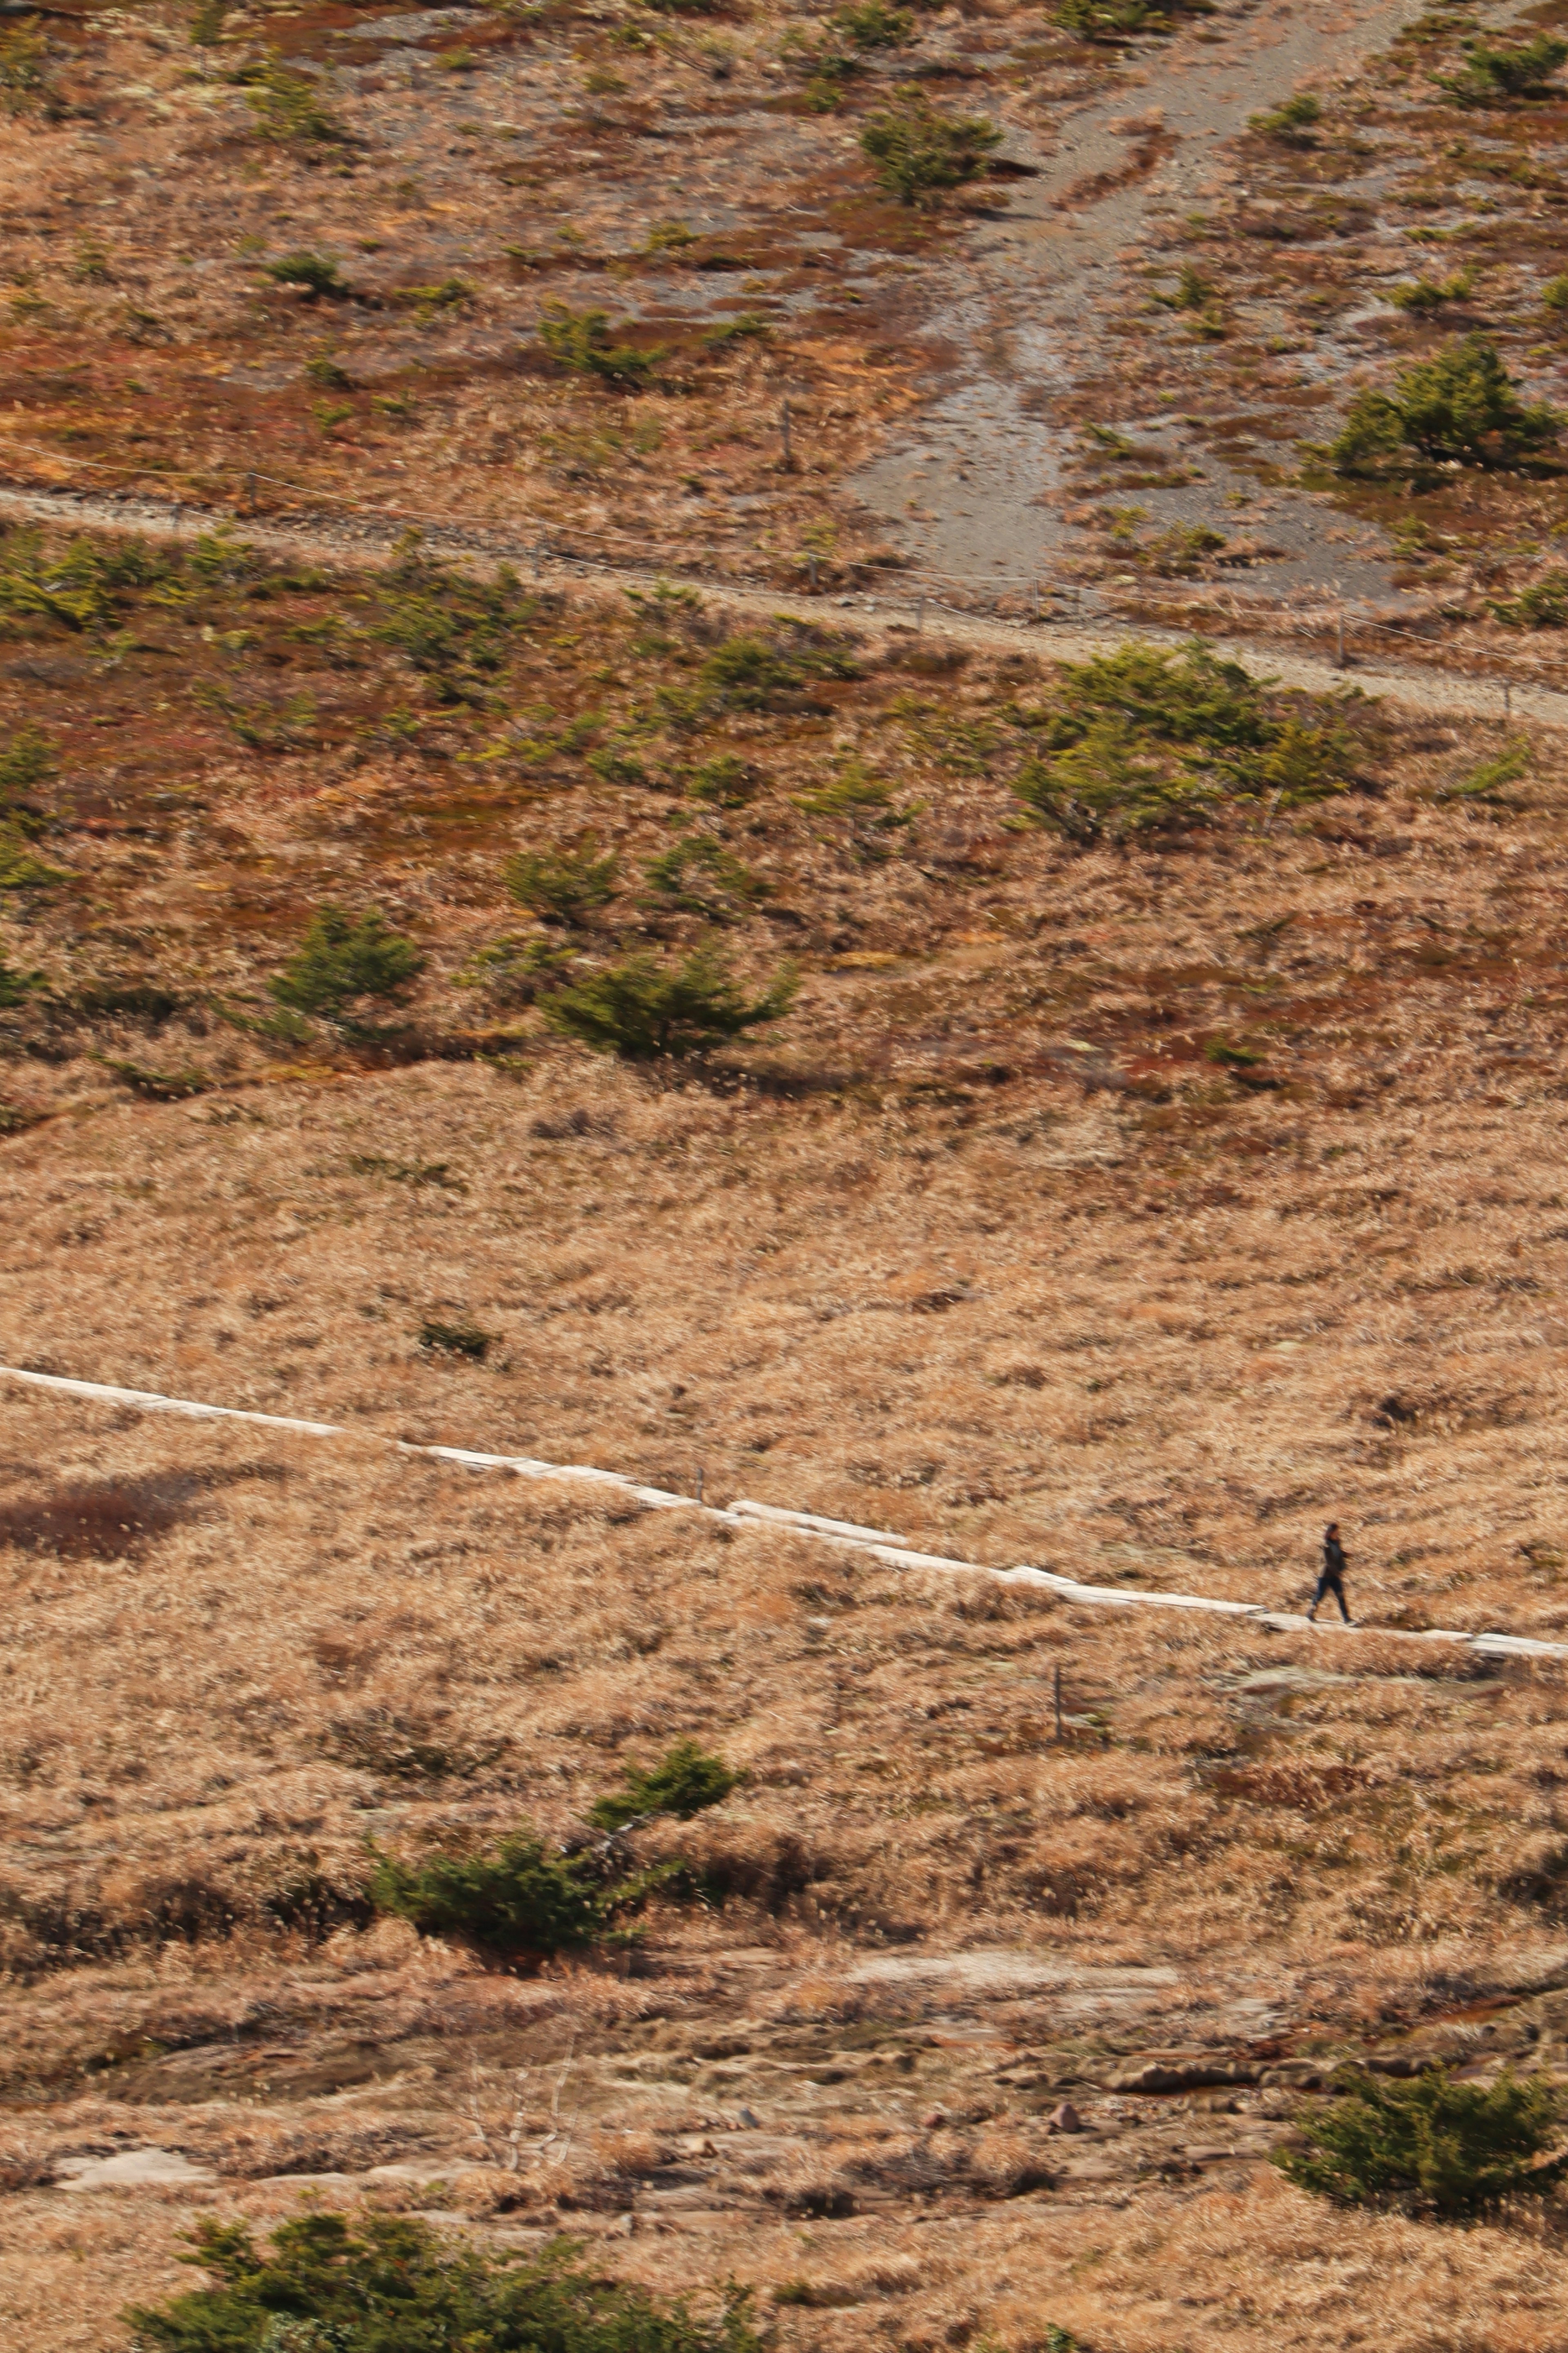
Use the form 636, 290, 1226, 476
4, 477, 1566, 732
3, 1362, 1563, 1664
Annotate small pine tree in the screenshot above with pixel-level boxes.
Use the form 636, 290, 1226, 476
860, 94, 1002, 204
1250, 91, 1321, 138
370, 1831, 609, 1951
1331, 334, 1562, 471
1437, 31, 1568, 104
270, 905, 423, 1021
537, 303, 662, 388
264, 250, 347, 297
126, 2214, 762, 2353
503, 835, 619, 923
590, 1739, 738, 1830
1276, 2065, 1566, 2217
542, 941, 797, 1059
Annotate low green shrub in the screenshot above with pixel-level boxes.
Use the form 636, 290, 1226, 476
703, 311, 771, 347
1386, 265, 1475, 312
395, 277, 474, 323
795, 758, 918, 859
1490, 572, 1568, 626
370, 1829, 610, 1951
0, 17, 56, 116
265, 250, 347, 297
642, 832, 766, 917
242, 50, 343, 141
542, 941, 798, 1059
1276, 2065, 1566, 2217
1329, 333, 1561, 472
590, 1739, 739, 1829
504, 836, 619, 923
126, 2213, 762, 2353
1437, 31, 1568, 104
1009, 642, 1354, 843
370, 543, 536, 703
861, 94, 1002, 203
833, 0, 913, 45
695, 629, 859, 714
1438, 739, 1530, 800
0, 946, 37, 1006
1050, 638, 1273, 750
1015, 714, 1219, 843
0, 724, 53, 803
270, 905, 423, 1021
0, 723, 61, 888
688, 752, 759, 805
1545, 272, 1568, 315
538, 303, 662, 387
1250, 91, 1321, 138
1154, 260, 1217, 312
0, 530, 175, 633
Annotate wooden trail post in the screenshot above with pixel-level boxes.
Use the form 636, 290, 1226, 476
1053, 1662, 1064, 1741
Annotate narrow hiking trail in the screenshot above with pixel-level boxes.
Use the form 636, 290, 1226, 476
3, 476, 1565, 730
5, 1362, 1563, 1663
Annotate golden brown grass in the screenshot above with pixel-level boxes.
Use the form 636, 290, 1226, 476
3, 1367, 1568, 2343
0, 0, 1114, 586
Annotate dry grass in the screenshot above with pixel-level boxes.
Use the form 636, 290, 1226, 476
9, 8, 1568, 2343
3, 1369, 1568, 2343
0, 0, 1115, 585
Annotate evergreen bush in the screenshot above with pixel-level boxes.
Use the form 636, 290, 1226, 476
590, 1739, 738, 1830
1437, 32, 1568, 104
270, 906, 423, 1021
369, 1831, 611, 1952
265, 251, 348, 297
504, 836, 619, 924
1276, 2065, 1566, 2217
1330, 334, 1562, 471
537, 305, 662, 388
542, 942, 797, 1060
861, 94, 1002, 203
126, 2212, 761, 2353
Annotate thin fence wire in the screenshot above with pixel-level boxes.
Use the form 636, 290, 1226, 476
0, 435, 1553, 703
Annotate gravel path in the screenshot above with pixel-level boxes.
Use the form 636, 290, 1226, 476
3, 476, 1563, 729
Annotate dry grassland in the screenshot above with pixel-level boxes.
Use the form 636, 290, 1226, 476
4, 1389, 1568, 2351
0, 0, 1118, 587
5, 517, 1568, 2339
6, 993, 1568, 2343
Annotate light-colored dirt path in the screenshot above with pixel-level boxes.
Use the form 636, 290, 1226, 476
5, 1362, 1561, 1661
3, 476, 1563, 729
852, 0, 1433, 601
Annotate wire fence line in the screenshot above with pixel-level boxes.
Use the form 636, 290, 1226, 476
2, 1361, 1562, 1662
0, 437, 1554, 711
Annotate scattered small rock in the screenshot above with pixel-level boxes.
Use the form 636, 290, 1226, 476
1047, 2101, 1083, 2134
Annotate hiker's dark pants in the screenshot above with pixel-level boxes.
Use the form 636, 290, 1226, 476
1310, 1571, 1350, 1622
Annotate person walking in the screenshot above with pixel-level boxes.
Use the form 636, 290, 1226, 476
1307, 1523, 1352, 1624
